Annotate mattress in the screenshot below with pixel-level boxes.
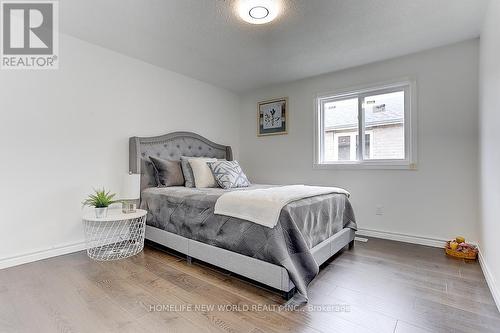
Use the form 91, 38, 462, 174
140, 184, 357, 298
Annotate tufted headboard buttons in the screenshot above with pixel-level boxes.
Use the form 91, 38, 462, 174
129, 132, 233, 194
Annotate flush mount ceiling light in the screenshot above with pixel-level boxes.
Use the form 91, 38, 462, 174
238, 0, 280, 24
249, 6, 269, 19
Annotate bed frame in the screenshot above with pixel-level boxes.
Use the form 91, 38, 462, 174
129, 131, 355, 300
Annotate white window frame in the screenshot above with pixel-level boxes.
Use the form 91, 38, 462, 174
313, 79, 417, 170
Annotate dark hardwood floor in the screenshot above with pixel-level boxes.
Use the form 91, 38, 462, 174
0, 237, 498, 333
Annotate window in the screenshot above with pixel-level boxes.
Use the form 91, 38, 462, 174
315, 81, 416, 169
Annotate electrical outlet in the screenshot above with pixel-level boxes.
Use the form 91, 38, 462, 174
376, 205, 384, 215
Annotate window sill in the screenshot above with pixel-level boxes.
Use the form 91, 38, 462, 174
313, 161, 417, 170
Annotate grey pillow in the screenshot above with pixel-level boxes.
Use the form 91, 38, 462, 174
141, 158, 157, 188
180, 156, 196, 187
208, 160, 251, 189
149, 157, 185, 187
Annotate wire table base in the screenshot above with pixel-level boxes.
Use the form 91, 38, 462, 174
83, 211, 146, 261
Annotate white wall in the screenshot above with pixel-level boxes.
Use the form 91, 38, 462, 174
0, 34, 240, 267
239, 40, 479, 242
479, 0, 500, 308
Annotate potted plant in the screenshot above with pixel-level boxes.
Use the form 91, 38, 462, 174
82, 188, 120, 218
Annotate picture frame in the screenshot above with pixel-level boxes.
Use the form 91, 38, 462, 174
257, 97, 288, 136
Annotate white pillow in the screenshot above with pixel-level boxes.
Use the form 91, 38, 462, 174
189, 158, 217, 188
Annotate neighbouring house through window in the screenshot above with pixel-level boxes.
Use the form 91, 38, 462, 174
315, 81, 416, 169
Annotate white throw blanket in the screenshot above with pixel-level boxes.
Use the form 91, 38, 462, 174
214, 185, 350, 228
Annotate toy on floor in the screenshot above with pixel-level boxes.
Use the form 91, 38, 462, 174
445, 236, 478, 260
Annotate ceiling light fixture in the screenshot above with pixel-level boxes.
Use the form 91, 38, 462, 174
238, 0, 279, 25
249, 6, 269, 19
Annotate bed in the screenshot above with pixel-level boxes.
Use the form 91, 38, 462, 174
129, 131, 357, 300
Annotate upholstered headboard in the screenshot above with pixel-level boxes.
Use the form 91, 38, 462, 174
129, 131, 233, 192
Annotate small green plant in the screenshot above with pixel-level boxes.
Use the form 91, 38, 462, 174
82, 188, 120, 208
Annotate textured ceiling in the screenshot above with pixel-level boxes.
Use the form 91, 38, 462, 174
61, 0, 488, 92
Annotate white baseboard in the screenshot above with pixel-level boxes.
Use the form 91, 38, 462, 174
477, 245, 500, 312
0, 242, 86, 270
356, 228, 447, 248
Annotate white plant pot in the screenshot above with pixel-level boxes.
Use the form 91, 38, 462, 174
95, 207, 108, 218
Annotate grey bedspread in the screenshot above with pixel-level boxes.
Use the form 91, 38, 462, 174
140, 185, 357, 298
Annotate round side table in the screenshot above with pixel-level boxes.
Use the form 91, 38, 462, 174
82, 209, 147, 261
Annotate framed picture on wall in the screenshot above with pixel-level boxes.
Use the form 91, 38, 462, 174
257, 97, 288, 136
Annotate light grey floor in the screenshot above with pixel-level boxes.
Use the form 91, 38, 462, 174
0, 237, 498, 333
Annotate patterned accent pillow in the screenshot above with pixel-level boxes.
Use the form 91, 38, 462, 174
208, 161, 251, 189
